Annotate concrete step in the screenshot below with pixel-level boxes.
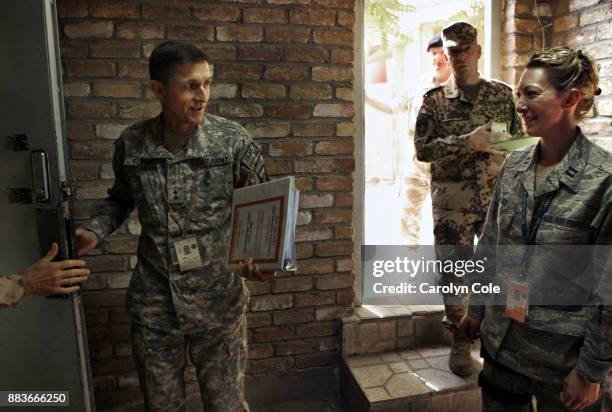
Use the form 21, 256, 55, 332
340, 345, 483, 412
341, 305, 451, 356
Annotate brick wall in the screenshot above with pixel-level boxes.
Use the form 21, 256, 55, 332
501, 0, 611, 149
57, 0, 356, 406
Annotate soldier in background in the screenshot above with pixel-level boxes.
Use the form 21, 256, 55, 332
414, 22, 525, 376
365, 35, 452, 244
75, 41, 272, 411
0, 242, 89, 307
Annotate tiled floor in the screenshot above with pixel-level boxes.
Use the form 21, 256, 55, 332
345, 344, 482, 407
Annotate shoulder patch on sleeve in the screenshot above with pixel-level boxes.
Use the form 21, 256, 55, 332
240, 141, 262, 171
416, 112, 432, 138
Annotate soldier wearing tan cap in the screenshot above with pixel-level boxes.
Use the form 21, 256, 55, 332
414, 21, 526, 377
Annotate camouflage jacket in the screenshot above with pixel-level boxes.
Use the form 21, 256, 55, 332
414, 75, 525, 214
85, 113, 266, 333
469, 131, 612, 384
0, 275, 24, 308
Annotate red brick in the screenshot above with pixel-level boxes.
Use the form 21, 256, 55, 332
245, 280, 272, 296
64, 21, 113, 39
250, 294, 293, 311
92, 357, 135, 375
295, 177, 313, 192
294, 291, 335, 307
297, 321, 336, 338
96, 123, 128, 139
581, 3, 612, 26
193, 5, 240, 22
312, 66, 352, 82
272, 275, 312, 293
295, 159, 354, 173
117, 62, 148, 78
295, 351, 336, 368
253, 325, 295, 342
504, 18, 541, 34
249, 343, 274, 359
68, 101, 116, 119
297, 210, 312, 225
290, 83, 332, 100
245, 122, 291, 138
217, 25, 263, 42
70, 162, 99, 181
60, 42, 88, 59
313, 209, 352, 224
297, 258, 334, 274
90, 40, 141, 58
197, 45, 237, 61
218, 103, 263, 118
90, 1, 140, 18
290, 8, 335, 26
266, 105, 312, 118
292, 123, 335, 136
265, 160, 294, 175
337, 11, 355, 29
239, 46, 283, 61
58, 0, 87, 18
336, 122, 355, 137
553, 14, 579, 33
249, 357, 293, 375
64, 60, 115, 77
275, 339, 320, 356
503, 34, 532, 54
247, 312, 272, 328
242, 83, 286, 99
313, 29, 352, 46
75, 182, 113, 199
316, 273, 353, 289
244, 8, 288, 24
83, 290, 127, 307
67, 124, 94, 141
335, 225, 353, 239
335, 193, 352, 207
315, 140, 353, 155
105, 273, 131, 289
92, 81, 141, 98
336, 288, 355, 305
313, 0, 354, 7
296, 227, 333, 242
142, 5, 190, 20
315, 305, 352, 320
167, 25, 214, 41
297, 243, 314, 259
267, 0, 310, 3
118, 101, 161, 119
284, 47, 329, 63
217, 64, 262, 80
104, 235, 138, 254
116, 23, 165, 40
331, 49, 353, 64
269, 142, 312, 156
315, 241, 352, 257
300, 193, 334, 208
272, 309, 314, 325
85, 308, 109, 325
316, 176, 352, 191
64, 82, 91, 97
264, 66, 309, 81
265, 26, 310, 43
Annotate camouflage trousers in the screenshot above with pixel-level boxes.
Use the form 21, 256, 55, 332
131, 316, 249, 412
400, 156, 430, 245
433, 209, 485, 328
480, 358, 602, 412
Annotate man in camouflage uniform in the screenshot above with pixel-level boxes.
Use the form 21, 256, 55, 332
463, 131, 611, 410
414, 22, 525, 376
0, 243, 89, 308
366, 35, 451, 244
75, 41, 269, 411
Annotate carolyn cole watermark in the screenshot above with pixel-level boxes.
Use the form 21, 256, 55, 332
362, 245, 502, 305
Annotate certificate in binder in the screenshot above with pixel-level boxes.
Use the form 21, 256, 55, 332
227, 176, 299, 272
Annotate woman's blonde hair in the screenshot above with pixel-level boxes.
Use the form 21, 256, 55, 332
527, 47, 601, 120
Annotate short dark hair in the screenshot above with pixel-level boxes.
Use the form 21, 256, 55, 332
149, 41, 209, 83
427, 35, 442, 52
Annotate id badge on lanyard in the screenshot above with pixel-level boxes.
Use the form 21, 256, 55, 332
173, 237, 203, 272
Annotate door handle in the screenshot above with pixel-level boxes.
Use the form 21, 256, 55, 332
31, 150, 50, 202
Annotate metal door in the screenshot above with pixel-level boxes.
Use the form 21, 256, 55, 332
0, 1, 95, 410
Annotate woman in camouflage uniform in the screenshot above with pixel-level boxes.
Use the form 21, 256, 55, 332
461, 48, 610, 411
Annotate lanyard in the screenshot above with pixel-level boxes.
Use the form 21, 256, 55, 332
520, 190, 555, 278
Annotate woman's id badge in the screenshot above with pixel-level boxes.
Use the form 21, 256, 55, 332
173, 237, 203, 272
505, 281, 529, 323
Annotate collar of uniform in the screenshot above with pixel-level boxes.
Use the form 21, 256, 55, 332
442, 74, 484, 104
138, 115, 172, 159
514, 129, 588, 195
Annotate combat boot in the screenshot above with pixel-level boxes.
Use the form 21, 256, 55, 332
448, 331, 473, 377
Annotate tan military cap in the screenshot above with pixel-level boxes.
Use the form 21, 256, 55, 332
442, 21, 477, 47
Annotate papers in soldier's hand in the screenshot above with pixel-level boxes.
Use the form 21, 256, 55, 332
227, 176, 299, 272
